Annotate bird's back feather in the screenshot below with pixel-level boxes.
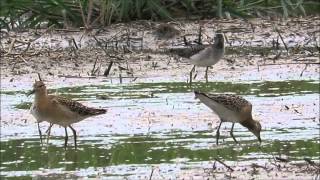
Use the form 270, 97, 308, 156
48, 95, 106, 116
204, 94, 252, 113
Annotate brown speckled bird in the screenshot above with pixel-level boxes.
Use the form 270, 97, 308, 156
28, 81, 106, 149
194, 91, 261, 145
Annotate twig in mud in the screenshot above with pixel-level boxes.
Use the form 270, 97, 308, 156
275, 27, 288, 54
131, 77, 138, 82
11, 61, 19, 72
21, 42, 31, 54
151, 61, 158, 70
108, 54, 125, 61
215, 158, 234, 172
119, 73, 122, 84
93, 36, 108, 55
72, 38, 79, 49
104, 61, 114, 77
193, 71, 197, 80
213, 160, 217, 170
224, 34, 231, 47
300, 64, 309, 77
57, 75, 96, 79
196, 25, 202, 45
204, 160, 217, 176
91, 57, 99, 76
293, 109, 302, 114
149, 166, 155, 180
17, 55, 28, 64
118, 66, 127, 71
141, 31, 144, 50
126, 28, 131, 48
7, 38, 16, 54
37, 73, 42, 81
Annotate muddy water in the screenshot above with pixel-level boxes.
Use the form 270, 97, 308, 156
1, 80, 319, 179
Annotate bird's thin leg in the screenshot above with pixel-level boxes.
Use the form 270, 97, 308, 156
68, 125, 77, 149
189, 65, 196, 85
37, 122, 43, 145
64, 127, 68, 149
205, 66, 209, 83
230, 123, 238, 144
46, 123, 53, 144
216, 121, 223, 145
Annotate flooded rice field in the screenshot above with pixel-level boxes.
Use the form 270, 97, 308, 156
1, 17, 320, 179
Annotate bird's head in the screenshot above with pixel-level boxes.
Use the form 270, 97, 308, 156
248, 119, 262, 143
28, 81, 47, 96
213, 32, 224, 49
194, 90, 205, 99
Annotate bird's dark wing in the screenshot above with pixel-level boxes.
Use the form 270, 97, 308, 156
49, 95, 106, 116
165, 45, 208, 58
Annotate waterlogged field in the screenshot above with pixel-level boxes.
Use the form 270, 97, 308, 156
1, 17, 320, 179
1, 80, 319, 179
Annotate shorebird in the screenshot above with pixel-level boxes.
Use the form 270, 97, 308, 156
167, 32, 225, 84
194, 91, 261, 145
28, 80, 106, 149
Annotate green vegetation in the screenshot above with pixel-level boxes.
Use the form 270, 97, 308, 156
0, 0, 319, 30
1, 134, 318, 172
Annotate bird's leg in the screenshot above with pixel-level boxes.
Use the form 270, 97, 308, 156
37, 122, 43, 145
205, 66, 209, 83
230, 123, 239, 144
216, 121, 223, 145
189, 65, 196, 86
68, 125, 77, 149
46, 123, 53, 144
64, 127, 68, 149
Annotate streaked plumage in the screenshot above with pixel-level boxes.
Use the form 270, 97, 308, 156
167, 45, 207, 59
29, 81, 106, 148
194, 91, 261, 144
201, 93, 252, 114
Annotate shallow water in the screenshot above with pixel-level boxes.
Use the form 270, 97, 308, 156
1, 80, 319, 179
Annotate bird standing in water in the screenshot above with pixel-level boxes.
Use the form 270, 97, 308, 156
167, 32, 225, 84
29, 80, 106, 149
194, 91, 261, 145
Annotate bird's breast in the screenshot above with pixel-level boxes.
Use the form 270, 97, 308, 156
189, 48, 224, 67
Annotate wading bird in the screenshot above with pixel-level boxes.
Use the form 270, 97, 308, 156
194, 91, 261, 145
29, 80, 106, 149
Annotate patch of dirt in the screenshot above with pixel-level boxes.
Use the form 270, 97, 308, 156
1, 17, 319, 91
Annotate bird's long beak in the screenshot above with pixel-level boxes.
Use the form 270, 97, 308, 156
27, 90, 35, 96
